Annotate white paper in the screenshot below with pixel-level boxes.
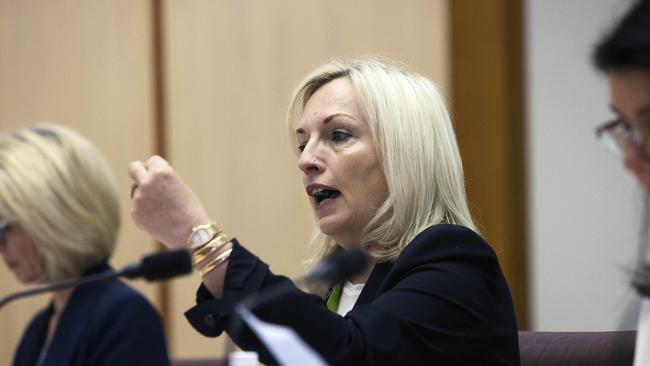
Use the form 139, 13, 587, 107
237, 306, 328, 366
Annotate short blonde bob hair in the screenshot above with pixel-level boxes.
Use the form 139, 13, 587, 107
288, 58, 477, 281
0, 124, 120, 282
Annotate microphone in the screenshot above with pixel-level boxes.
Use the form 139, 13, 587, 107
303, 248, 369, 285
231, 248, 369, 366
0, 249, 192, 309
238, 247, 369, 311
121, 249, 193, 281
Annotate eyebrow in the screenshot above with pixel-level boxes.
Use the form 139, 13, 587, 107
295, 113, 358, 135
610, 104, 650, 119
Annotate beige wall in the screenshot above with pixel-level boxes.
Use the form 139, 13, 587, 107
162, 0, 450, 358
0, 1, 159, 364
0, 0, 451, 361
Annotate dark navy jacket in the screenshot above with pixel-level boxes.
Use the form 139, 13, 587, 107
186, 224, 521, 365
13, 262, 171, 366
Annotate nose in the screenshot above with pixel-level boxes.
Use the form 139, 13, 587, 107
297, 142, 324, 175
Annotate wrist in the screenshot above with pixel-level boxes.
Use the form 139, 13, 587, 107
187, 221, 234, 278
176, 212, 212, 248
187, 222, 222, 250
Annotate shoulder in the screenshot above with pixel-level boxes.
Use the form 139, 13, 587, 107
79, 278, 163, 339
386, 224, 502, 291
92, 279, 159, 319
87, 279, 168, 348
82, 281, 170, 364
398, 224, 496, 264
379, 224, 506, 303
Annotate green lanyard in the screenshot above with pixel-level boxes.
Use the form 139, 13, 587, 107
326, 284, 342, 313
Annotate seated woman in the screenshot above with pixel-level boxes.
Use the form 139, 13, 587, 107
129, 58, 520, 365
0, 124, 170, 366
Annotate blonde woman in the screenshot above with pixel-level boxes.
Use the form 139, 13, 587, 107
129, 58, 520, 365
0, 124, 170, 366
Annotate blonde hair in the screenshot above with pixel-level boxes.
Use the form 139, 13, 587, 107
0, 123, 120, 282
287, 58, 477, 293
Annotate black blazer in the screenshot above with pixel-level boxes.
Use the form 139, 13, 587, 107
13, 262, 171, 366
186, 224, 520, 365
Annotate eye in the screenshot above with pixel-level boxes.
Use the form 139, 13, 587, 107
331, 130, 351, 143
614, 120, 632, 136
297, 141, 307, 153
620, 120, 631, 131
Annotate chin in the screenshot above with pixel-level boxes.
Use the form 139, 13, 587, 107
318, 222, 340, 237
14, 273, 29, 284
15, 271, 40, 284
317, 216, 347, 238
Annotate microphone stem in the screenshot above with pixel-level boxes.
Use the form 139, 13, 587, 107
0, 270, 119, 310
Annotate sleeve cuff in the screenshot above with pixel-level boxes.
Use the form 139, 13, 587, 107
185, 299, 224, 337
185, 239, 266, 337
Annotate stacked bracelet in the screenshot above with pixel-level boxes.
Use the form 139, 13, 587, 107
187, 222, 233, 276
193, 233, 232, 265
197, 248, 233, 276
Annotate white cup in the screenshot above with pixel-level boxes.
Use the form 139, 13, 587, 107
228, 351, 259, 366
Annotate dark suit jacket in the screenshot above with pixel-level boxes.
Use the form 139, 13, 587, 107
13, 262, 171, 366
186, 224, 520, 365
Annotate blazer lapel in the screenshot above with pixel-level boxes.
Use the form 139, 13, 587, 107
13, 305, 52, 366
42, 262, 111, 366
354, 261, 393, 308
42, 285, 92, 366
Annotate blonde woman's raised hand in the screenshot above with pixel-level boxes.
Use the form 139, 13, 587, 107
128, 155, 211, 249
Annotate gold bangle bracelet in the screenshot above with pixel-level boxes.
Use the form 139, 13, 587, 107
193, 238, 227, 264
198, 248, 233, 277
194, 233, 229, 257
192, 234, 230, 264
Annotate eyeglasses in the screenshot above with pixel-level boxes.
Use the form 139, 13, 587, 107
595, 118, 647, 156
0, 219, 12, 248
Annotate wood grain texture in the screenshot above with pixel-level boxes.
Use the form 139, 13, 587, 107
0, 1, 160, 364
161, 0, 450, 357
450, 0, 528, 329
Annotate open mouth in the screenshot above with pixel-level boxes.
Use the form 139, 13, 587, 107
313, 189, 341, 206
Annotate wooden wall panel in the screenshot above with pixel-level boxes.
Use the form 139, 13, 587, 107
162, 0, 450, 357
0, 0, 530, 361
0, 1, 159, 364
451, 0, 528, 328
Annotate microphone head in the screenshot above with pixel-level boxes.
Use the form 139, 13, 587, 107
139, 249, 193, 281
306, 248, 368, 284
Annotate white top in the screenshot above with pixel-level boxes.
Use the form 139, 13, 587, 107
634, 298, 650, 366
336, 281, 366, 316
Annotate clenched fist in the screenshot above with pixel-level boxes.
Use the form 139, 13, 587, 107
128, 155, 211, 248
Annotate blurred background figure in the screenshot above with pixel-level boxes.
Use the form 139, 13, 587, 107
594, 0, 650, 198
592, 1, 650, 363
0, 124, 170, 366
594, 0, 650, 276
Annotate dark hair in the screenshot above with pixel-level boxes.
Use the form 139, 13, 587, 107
594, 0, 650, 72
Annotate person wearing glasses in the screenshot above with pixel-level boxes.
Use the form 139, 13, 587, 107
594, 1, 650, 281
593, 0, 650, 364
129, 58, 520, 365
0, 124, 171, 366
594, 0, 650, 194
